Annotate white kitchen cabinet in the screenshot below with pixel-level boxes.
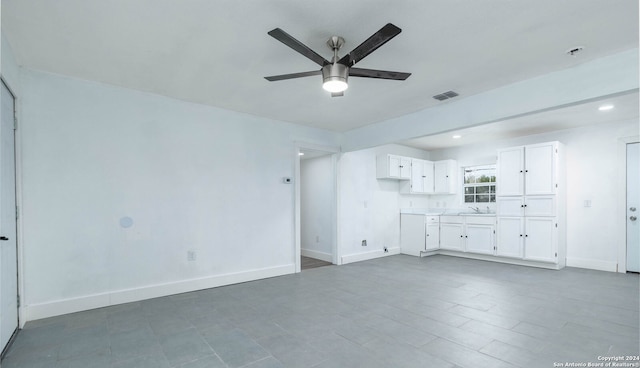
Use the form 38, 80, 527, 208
496, 216, 557, 262
400, 214, 439, 256
496, 196, 556, 217
377, 154, 411, 180
434, 160, 457, 194
440, 222, 464, 251
525, 143, 557, 195
400, 159, 435, 194
400, 214, 426, 256
497, 146, 525, 196
496, 217, 524, 258
497, 142, 558, 197
496, 141, 565, 269
523, 217, 557, 263
464, 222, 495, 255
426, 221, 440, 251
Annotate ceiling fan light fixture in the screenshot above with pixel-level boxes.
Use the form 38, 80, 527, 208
322, 63, 349, 93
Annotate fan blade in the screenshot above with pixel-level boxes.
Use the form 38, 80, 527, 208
331, 92, 344, 97
268, 28, 329, 67
349, 68, 411, 80
338, 23, 402, 66
264, 70, 321, 81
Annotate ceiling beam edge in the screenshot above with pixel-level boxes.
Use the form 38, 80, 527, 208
342, 48, 639, 152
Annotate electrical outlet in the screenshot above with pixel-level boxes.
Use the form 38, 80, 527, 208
361, 240, 367, 247
187, 250, 196, 262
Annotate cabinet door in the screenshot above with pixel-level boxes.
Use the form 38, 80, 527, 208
388, 155, 401, 178
426, 223, 440, 251
434, 161, 454, 193
400, 157, 412, 179
524, 217, 557, 263
497, 146, 524, 196
496, 217, 524, 258
525, 142, 556, 195
496, 197, 524, 217
410, 159, 425, 193
400, 214, 426, 256
465, 224, 494, 255
440, 223, 464, 251
524, 196, 556, 217
422, 161, 435, 193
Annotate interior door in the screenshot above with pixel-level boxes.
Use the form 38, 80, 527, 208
627, 142, 639, 272
0, 80, 18, 352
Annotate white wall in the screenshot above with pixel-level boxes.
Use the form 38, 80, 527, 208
428, 118, 639, 271
19, 69, 340, 320
338, 144, 429, 264
300, 155, 333, 262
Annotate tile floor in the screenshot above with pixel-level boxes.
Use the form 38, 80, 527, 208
3, 255, 639, 368
300, 256, 332, 271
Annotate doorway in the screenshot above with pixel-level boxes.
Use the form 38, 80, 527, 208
626, 142, 639, 273
0, 79, 18, 355
295, 144, 339, 272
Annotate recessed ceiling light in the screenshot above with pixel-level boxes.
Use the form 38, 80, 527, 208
298, 152, 305, 156
452, 135, 462, 139
598, 104, 614, 111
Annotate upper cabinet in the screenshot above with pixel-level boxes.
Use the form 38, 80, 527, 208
377, 154, 411, 180
434, 160, 457, 194
497, 142, 558, 196
378, 154, 457, 195
400, 159, 435, 194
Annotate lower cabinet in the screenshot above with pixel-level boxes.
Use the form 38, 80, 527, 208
400, 214, 440, 256
497, 216, 557, 263
440, 223, 464, 251
524, 217, 557, 263
496, 217, 524, 258
440, 216, 495, 254
465, 224, 494, 255
400, 214, 426, 256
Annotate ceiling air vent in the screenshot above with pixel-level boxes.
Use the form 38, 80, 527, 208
433, 90, 459, 101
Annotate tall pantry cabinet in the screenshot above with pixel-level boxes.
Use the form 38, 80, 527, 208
496, 142, 566, 268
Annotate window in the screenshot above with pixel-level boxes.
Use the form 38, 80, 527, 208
463, 165, 496, 203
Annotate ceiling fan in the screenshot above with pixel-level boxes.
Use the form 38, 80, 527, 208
264, 23, 411, 97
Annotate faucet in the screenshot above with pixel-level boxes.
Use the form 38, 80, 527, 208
468, 206, 480, 213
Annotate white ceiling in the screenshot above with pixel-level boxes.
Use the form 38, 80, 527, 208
401, 91, 640, 150
2, 0, 638, 132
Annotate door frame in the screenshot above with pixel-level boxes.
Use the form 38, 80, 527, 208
294, 142, 340, 273
0, 76, 21, 352
617, 135, 639, 273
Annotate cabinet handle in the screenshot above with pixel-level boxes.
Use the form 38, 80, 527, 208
0, 236, 8, 241
525, 234, 528, 237
520, 205, 524, 208
525, 170, 529, 173
524, 204, 527, 207
465, 236, 468, 238
460, 235, 463, 238
519, 234, 523, 237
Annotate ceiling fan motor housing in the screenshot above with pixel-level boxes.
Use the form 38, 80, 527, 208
322, 63, 349, 92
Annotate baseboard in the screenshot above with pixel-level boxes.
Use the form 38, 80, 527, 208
25, 264, 295, 322
301, 249, 333, 263
566, 257, 617, 272
341, 247, 400, 265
